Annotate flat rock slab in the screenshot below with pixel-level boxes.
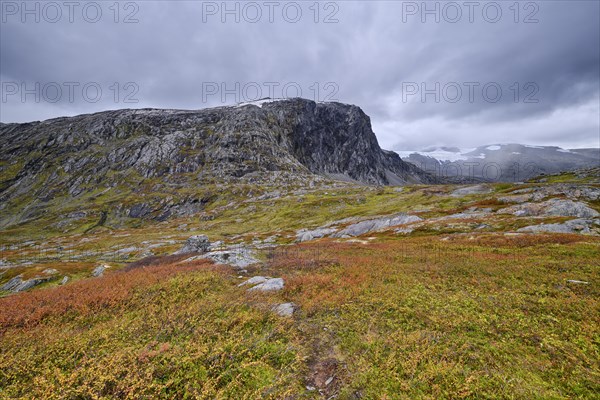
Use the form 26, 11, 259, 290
518, 218, 599, 234
248, 278, 284, 292
451, 185, 492, 197
238, 276, 269, 287
296, 228, 337, 242
332, 214, 422, 238
1, 275, 53, 292
1, 275, 24, 291
499, 199, 599, 218
498, 194, 533, 204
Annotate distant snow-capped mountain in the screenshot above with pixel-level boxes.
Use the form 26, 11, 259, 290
397, 144, 599, 182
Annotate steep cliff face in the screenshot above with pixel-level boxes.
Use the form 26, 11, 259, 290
261, 99, 436, 185
0, 98, 435, 227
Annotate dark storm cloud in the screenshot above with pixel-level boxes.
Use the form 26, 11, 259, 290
1, 0, 598, 150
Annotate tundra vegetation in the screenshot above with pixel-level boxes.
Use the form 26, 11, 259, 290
1, 169, 599, 398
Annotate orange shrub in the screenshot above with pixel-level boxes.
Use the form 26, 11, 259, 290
0, 258, 219, 331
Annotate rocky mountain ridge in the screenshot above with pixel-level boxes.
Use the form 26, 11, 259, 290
0, 98, 435, 228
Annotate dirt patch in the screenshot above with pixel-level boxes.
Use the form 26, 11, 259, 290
307, 357, 341, 397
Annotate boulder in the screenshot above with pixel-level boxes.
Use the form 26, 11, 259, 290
272, 302, 295, 317
199, 248, 259, 269
332, 214, 422, 238
174, 235, 211, 254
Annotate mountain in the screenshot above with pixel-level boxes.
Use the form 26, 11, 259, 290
398, 144, 599, 182
0, 98, 435, 228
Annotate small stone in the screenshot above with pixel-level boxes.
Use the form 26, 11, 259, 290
43, 268, 59, 275
60, 276, 69, 285
566, 280, 589, 285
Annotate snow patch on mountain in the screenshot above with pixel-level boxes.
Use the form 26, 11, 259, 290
395, 148, 473, 162
486, 145, 501, 151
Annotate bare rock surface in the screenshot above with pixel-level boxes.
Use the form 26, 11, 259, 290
248, 278, 285, 292
238, 276, 269, 287
518, 219, 599, 234
296, 228, 337, 242
196, 247, 260, 269
498, 199, 599, 218
92, 264, 110, 277
174, 235, 211, 254
332, 214, 422, 238
451, 185, 492, 197
1, 274, 53, 292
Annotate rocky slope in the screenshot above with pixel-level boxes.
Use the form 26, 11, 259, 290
0, 98, 435, 228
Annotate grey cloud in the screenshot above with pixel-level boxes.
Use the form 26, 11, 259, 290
1, 1, 598, 150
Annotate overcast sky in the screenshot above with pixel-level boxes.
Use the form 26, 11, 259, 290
1, 0, 599, 150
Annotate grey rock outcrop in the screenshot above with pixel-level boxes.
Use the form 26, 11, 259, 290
518, 219, 599, 234
238, 276, 269, 287
1, 274, 53, 292
201, 248, 259, 269
175, 235, 211, 254
498, 199, 599, 218
451, 185, 492, 197
497, 194, 532, 204
14, 277, 52, 292
332, 214, 422, 238
184, 246, 260, 269
296, 228, 337, 242
1, 275, 24, 291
